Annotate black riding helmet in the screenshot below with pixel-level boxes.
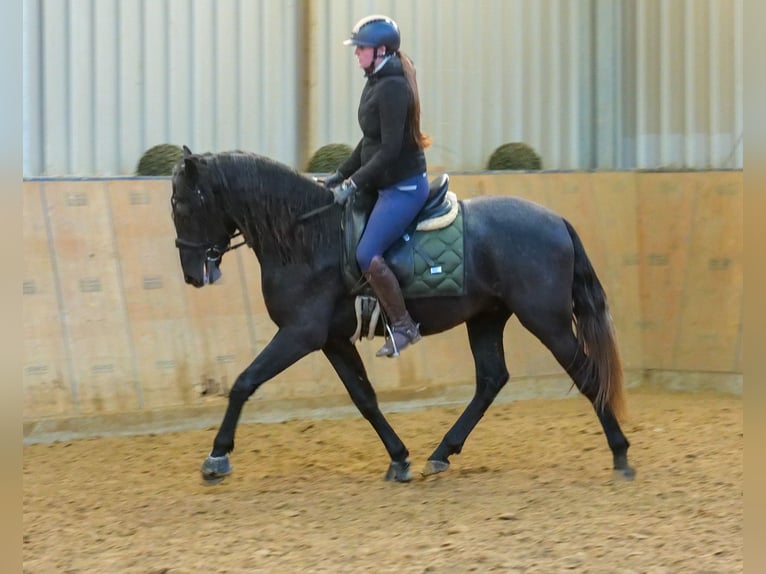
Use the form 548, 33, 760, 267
343, 15, 401, 54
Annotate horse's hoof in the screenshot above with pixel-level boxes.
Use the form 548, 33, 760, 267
200, 454, 232, 485
422, 459, 450, 477
612, 466, 636, 481
384, 460, 413, 482
201, 475, 227, 486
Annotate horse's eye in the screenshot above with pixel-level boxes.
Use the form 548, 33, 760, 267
174, 200, 192, 218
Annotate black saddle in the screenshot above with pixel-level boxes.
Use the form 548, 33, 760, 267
419, 174, 451, 220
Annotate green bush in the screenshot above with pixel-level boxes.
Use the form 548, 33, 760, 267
487, 142, 543, 171
136, 144, 184, 176
306, 143, 353, 173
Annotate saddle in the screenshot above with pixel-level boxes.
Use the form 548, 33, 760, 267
341, 174, 465, 298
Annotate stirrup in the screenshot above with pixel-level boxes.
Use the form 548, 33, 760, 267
377, 322, 421, 358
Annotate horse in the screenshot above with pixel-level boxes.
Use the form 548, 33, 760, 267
170, 146, 635, 485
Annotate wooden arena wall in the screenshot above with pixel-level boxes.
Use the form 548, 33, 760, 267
23, 171, 742, 436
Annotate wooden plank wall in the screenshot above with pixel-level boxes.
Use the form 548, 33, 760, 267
634, 171, 743, 372
22, 171, 742, 423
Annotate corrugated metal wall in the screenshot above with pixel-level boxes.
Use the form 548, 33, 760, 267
23, 0, 742, 176
308, 0, 594, 172
23, 0, 302, 176
621, 0, 743, 168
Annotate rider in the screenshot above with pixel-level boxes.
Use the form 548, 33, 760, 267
324, 14, 431, 358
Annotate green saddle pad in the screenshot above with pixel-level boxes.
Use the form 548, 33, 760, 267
386, 205, 465, 298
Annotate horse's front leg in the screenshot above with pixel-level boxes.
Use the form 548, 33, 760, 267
201, 326, 323, 484
322, 337, 412, 482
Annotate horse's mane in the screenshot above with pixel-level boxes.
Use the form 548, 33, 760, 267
200, 151, 339, 265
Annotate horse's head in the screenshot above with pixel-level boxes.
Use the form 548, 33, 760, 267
171, 146, 237, 288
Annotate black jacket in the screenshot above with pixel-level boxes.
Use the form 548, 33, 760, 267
338, 56, 427, 191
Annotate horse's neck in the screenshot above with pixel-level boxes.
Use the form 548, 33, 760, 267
229, 181, 338, 269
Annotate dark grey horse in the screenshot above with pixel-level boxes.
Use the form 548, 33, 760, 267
170, 147, 634, 485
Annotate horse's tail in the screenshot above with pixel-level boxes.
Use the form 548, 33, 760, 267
563, 218, 626, 421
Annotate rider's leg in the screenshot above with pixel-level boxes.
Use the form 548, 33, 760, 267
366, 255, 422, 356
356, 173, 429, 357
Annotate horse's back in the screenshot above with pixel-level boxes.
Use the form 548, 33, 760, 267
459, 194, 575, 307
462, 194, 573, 258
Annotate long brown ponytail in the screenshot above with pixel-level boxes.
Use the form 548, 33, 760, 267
398, 51, 431, 150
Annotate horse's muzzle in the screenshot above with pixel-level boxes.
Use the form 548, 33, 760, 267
184, 274, 205, 288
182, 257, 221, 288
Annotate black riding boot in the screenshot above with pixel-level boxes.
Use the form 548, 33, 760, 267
366, 255, 422, 357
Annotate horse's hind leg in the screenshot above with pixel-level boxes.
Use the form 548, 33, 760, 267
322, 337, 413, 482
423, 310, 511, 476
517, 310, 634, 480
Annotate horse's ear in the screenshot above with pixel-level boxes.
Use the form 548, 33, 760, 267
182, 145, 193, 157
183, 156, 198, 180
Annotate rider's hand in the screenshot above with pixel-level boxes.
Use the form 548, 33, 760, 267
323, 171, 344, 189
332, 179, 357, 206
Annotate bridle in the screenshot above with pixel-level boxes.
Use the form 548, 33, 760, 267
174, 231, 247, 261
172, 183, 247, 261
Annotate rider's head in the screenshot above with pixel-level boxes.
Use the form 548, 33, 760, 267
343, 15, 400, 76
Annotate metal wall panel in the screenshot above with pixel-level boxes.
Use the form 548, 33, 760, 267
23, 0, 743, 176
93, 0, 120, 173
622, 0, 743, 168
24, 0, 301, 176
309, 0, 594, 172
22, 0, 43, 176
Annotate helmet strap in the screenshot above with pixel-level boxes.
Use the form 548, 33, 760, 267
365, 47, 389, 76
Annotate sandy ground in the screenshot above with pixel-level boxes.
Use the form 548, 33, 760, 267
23, 385, 742, 573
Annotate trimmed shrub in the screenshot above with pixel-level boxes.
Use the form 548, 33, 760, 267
306, 143, 353, 173
136, 144, 184, 176
487, 142, 543, 171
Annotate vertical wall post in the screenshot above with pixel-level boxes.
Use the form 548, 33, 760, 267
297, 0, 316, 171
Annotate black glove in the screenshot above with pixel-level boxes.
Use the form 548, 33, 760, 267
332, 179, 357, 206
323, 171, 344, 189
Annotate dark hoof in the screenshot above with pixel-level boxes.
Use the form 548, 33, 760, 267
612, 453, 635, 481
422, 459, 450, 477
384, 459, 413, 482
613, 466, 636, 481
200, 454, 232, 485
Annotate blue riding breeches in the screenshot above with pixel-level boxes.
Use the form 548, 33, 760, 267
356, 172, 430, 273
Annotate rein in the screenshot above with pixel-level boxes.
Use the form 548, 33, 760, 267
296, 175, 338, 223
296, 202, 336, 223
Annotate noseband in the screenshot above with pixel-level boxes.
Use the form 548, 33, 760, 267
174, 232, 247, 260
